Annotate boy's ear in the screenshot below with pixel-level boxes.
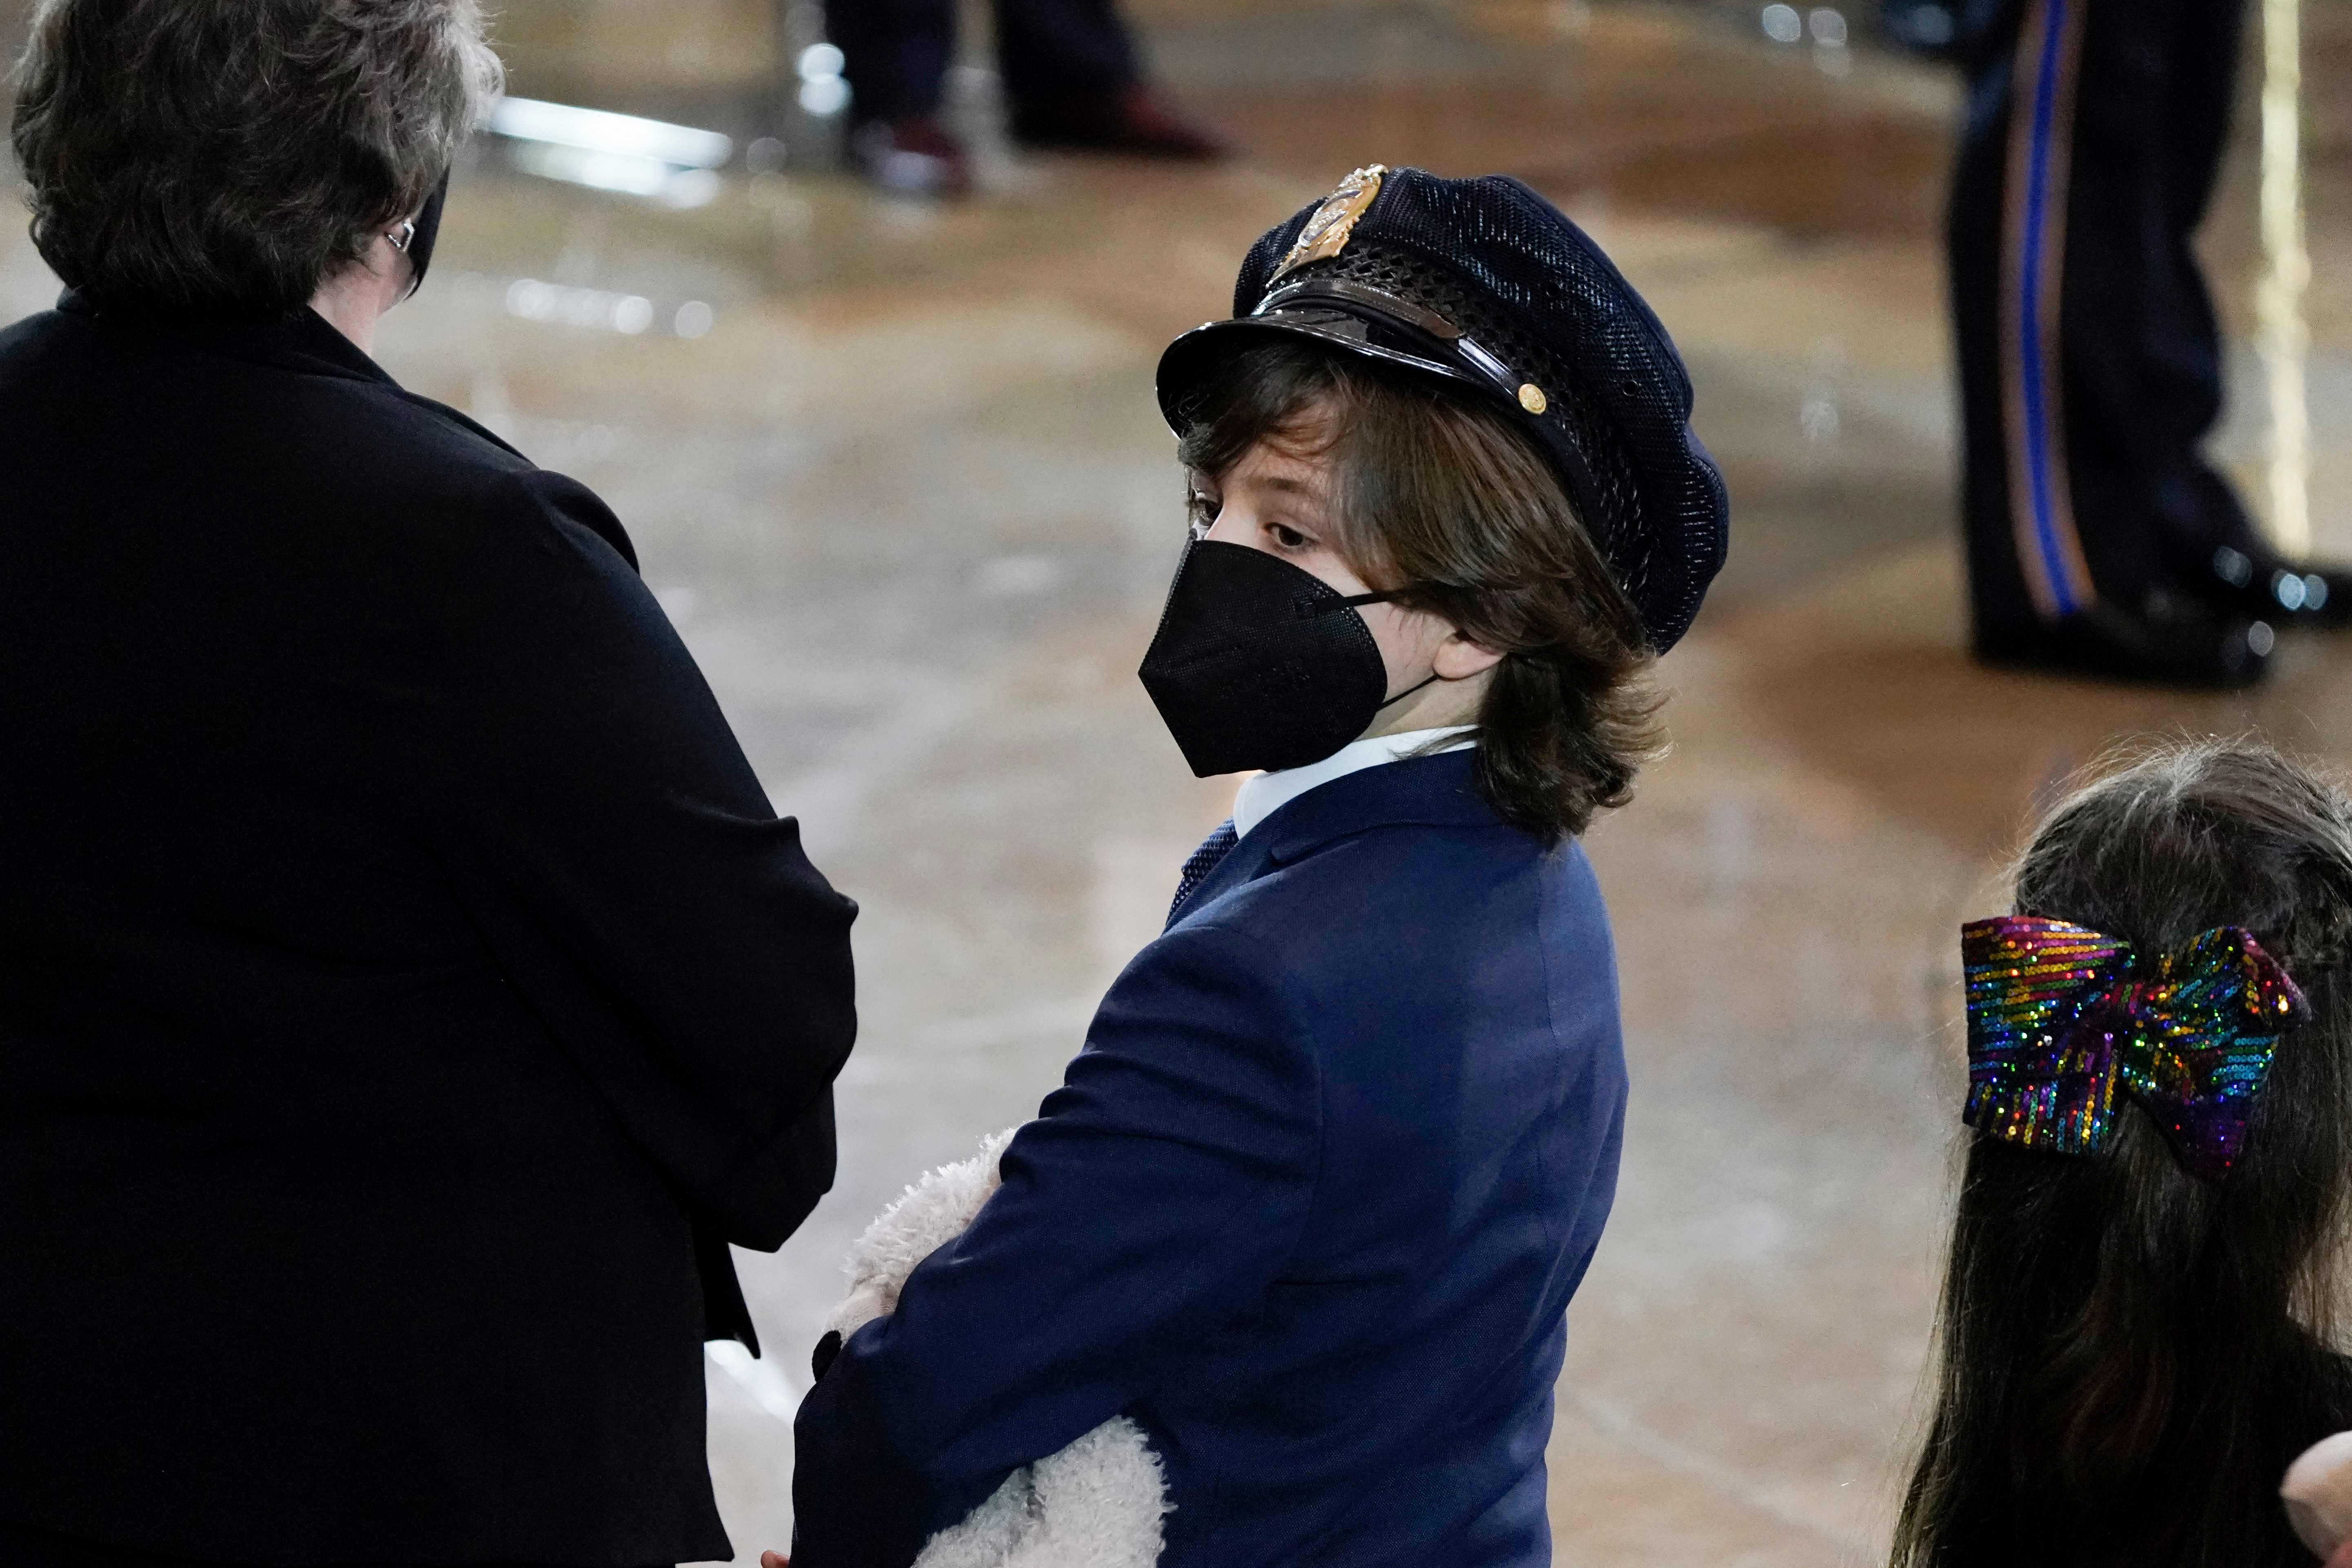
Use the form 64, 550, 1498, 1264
1434, 630, 1506, 681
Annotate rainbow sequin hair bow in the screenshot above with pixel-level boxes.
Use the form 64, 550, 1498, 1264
1961, 916, 2310, 1180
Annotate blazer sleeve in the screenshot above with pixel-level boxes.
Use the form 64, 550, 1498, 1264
423, 466, 858, 1252
789, 918, 1322, 1568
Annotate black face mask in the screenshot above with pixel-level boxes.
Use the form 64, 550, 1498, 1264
1137, 538, 1440, 777
397, 169, 451, 299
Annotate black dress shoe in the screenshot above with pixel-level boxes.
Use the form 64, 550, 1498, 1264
1975, 599, 2273, 688
2207, 545, 2352, 630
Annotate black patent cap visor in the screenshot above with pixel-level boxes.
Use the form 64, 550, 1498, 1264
1155, 278, 1608, 572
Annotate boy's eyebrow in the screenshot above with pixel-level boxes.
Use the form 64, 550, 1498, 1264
1249, 474, 1322, 497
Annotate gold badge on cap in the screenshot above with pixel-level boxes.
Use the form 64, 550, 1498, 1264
1269, 164, 1388, 284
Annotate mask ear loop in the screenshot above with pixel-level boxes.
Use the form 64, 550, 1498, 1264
1338, 588, 1459, 710
1320, 586, 1413, 612
1375, 669, 1445, 710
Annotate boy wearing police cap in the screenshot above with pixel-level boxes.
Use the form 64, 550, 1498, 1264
787, 166, 1728, 1568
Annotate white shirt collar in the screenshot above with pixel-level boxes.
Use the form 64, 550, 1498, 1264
1230, 727, 1476, 843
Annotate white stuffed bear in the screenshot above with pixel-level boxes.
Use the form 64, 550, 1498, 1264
822, 1130, 1171, 1568
2284, 1431, 2352, 1561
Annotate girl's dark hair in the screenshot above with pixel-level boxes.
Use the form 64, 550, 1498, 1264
1896, 738, 2352, 1568
1178, 338, 1660, 840
10, 0, 501, 319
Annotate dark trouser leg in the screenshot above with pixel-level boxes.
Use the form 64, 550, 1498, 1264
1951, 0, 2042, 638
2063, 0, 2251, 579
1953, 0, 2250, 642
823, 0, 957, 124
993, 0, 1140, 109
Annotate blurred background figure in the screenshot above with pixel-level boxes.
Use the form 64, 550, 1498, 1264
1940, 0, 2350, 685
824, 0, 1227, 195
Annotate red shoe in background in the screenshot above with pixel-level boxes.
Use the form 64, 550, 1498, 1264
1010, 85, 1230, 160
847, 115, 973, 197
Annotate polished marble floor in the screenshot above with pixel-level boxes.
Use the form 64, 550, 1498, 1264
6, 1, 2352, 1562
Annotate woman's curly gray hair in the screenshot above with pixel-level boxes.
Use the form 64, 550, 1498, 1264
10, 0, 502, 318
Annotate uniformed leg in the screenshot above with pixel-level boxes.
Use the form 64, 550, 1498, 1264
1951, 0, 2272, 681
992, 0, 1139, 110
823, 0, 958, 124
2058, 0, 2249, 588
1950, 0, 2040, 640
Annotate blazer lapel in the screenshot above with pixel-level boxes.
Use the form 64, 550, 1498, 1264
1164, 827, 1281, 930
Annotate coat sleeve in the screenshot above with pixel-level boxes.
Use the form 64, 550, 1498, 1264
789, 918, 1322, 1568
423, 466, 858, 1253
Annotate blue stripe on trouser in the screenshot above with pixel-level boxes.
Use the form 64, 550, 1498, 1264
2017, 0, 2080, 615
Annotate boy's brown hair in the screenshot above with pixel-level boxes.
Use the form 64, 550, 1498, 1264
1178, 338, 1661, 839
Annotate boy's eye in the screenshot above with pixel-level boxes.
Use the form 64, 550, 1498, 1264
1268, 523, 1313, 551
1185, 492, 1219, 533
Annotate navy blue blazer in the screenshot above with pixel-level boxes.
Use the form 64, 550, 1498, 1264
792, 749, 1627, 1566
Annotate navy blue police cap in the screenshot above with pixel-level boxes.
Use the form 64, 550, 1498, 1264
1157, 164, 1729, 653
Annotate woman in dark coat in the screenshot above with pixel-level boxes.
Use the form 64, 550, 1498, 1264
0, 2, 857, 1564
